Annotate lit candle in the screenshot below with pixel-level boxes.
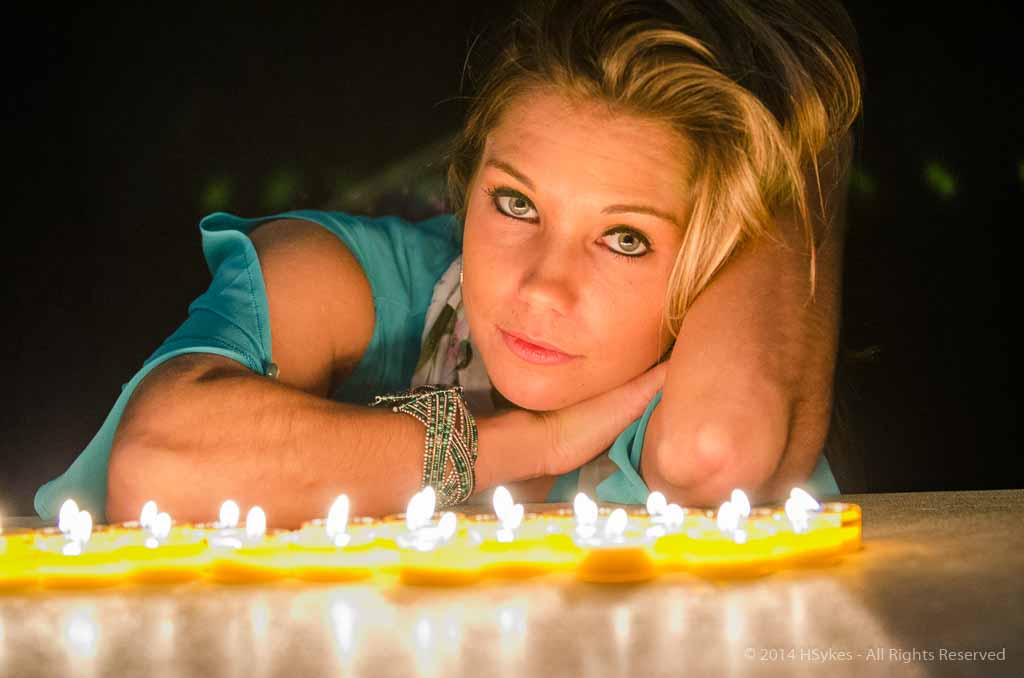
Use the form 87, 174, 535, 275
466, 487, 570, 579
288, 495, 393, 583
652, 490, 780, 579
200, 499, 245, 547
139, 500, 158, 531
641, 491, 688, 538
207, 506, 291, 584
573, 494, 659, 584
36, 507, 131, 589
775, 489, 845, 566
120, 508, 208, 585
395, 488, 484, 586
58, 498, 79, 536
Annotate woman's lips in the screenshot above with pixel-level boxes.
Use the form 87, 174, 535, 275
499, 327, 579, 365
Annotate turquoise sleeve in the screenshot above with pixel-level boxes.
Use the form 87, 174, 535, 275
33, 212, 276, 523
546, 390, 841, 504
34, 209, 460, 523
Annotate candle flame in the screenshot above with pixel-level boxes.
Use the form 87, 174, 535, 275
785, 497, 810, 533
70, 510, 93, 545
573, 492, 598, 525
730, 489, 751, 518
62, 541, 82, 557
493, 486, 513, 520
646, 491, 667, 517
501, 503, 524, 532
245, 506, 267, 540
139, 500, 158, 529
604, 508, 628, 539
152, 512, 172, 540
664, 503, 686, 527
438, 512, 457, 541
716, 501, 740, 533
58, 499, 79, 534
789, 487, 820, 512
421, 486, 436, 520
406, 487, 436, 532
327, 495, 350, 541
219, 500, 240, 529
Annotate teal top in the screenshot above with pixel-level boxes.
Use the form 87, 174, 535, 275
34, 209, 840, 522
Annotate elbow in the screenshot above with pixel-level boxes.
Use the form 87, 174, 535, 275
105, 356, 217, 523
106, 428, 156, 524
652, 418, 784, 508
106, 411, 190, 524
652, 422, 735, 506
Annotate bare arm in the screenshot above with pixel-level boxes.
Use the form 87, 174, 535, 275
106, 219, 541, 527
641, 138, 851, 506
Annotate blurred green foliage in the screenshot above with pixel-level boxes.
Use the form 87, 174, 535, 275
264, 169, 301, 211
201, 176, 233, 212
923, 161, 957, 200
849, 166, 876, 198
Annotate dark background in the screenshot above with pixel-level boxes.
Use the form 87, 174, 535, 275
1, 3, 1019, 517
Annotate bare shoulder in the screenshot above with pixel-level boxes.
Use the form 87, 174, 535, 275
248, 218, 376, 397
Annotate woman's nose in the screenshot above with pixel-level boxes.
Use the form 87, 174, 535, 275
516, 244, 579, 317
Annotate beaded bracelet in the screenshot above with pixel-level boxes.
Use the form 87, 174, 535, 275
369, 385, 479, 508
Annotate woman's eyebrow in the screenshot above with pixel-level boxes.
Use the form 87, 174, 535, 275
484, 157, 682, 229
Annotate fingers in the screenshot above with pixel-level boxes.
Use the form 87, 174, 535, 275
620, 361, 669, 421
541, 362, 669, 476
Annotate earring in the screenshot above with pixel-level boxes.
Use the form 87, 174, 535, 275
460, 264, 464, 286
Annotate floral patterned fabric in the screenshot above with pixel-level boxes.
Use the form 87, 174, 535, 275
408, 254, 620, 504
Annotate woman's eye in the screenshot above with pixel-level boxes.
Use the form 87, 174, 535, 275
485, 186, 651, 260
493, 192, 538, 220
602, 230, 649, 257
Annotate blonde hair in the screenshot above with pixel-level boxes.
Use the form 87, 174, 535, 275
444, 0, 863, 349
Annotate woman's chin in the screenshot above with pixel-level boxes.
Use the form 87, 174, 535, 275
489, 374, 579, 413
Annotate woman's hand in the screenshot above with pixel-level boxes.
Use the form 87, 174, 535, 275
537, 361, 669, 477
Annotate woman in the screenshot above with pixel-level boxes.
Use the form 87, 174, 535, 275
36, 0, 862, 528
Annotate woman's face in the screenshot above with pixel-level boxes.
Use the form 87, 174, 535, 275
462, 90, 692, 412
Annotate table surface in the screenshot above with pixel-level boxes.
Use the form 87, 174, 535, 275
2, 489, 1021, 678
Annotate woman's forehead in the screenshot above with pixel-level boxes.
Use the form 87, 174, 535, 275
481, 93, 693, 220
491, 90, 688, 153
485, 91, 692, 177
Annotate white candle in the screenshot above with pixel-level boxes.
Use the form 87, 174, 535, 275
785, 486, 822, 533
206, 500, 253, 549
716, 489, 753, 543
396, 488, 458, 551
644, 492, 686, 537
245, 507, 267, 541
144, 512, 173, 549
573, 492, 599, 539
492, 486, 524, 543
326, 495, 351, 548
58, 499, 80, 535
62, 510, 93, 556
217, 500, 241, 529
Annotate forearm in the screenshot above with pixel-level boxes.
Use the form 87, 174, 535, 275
107, 358, 541, 527
642, 155, 848, 505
